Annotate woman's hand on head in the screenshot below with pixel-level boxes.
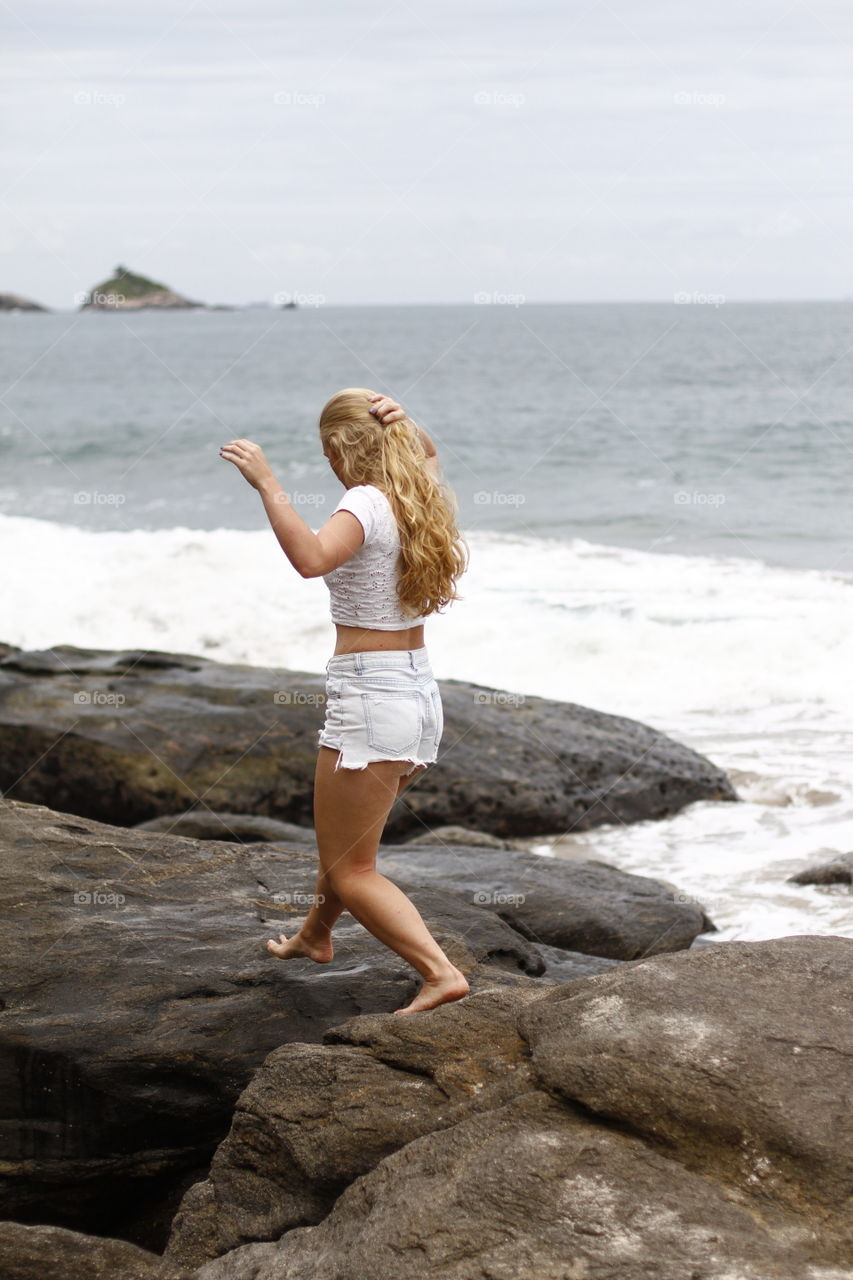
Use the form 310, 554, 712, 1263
368, 394, 409, 426
219, 439, 276, 490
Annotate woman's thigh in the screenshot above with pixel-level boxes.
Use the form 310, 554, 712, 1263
313, 745, 412, 878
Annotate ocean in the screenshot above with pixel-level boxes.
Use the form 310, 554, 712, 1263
1, 302, 851, 946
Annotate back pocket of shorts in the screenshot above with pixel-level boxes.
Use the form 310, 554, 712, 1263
361, 690, 422, 755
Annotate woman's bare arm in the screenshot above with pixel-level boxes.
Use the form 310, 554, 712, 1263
219, 439, 365, 578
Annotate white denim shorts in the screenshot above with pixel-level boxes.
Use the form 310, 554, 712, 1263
317, 646, 444, 773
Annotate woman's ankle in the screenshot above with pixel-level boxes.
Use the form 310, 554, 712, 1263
300, 923, 332, 946
420, 957, 463, 984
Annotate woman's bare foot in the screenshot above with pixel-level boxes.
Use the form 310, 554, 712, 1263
266, 930, 333, 963
394, 966, 470, 1015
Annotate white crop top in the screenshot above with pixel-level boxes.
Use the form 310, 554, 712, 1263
323, 483, 428, 630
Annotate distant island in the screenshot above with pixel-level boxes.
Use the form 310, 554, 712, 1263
0, 293, 48, 312
0, 269, 303, 312
79, 265, 205, 311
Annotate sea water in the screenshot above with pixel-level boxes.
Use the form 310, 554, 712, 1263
1, 302, 851, 944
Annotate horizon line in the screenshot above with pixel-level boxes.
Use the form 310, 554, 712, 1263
6, 295, 853, 313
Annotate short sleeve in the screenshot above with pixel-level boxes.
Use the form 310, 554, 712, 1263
332, 485, 378, 545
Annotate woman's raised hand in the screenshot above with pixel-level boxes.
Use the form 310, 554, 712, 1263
369, 394, 437, 468
219, 438, 276, 490
368, 394, 408, 425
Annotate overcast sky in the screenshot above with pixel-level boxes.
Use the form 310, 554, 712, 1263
2, 0, 852, 308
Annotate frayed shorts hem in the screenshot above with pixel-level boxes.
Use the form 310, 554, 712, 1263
317, 737, 436, 774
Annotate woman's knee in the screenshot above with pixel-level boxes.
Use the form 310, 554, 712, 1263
325, 860, 375, 896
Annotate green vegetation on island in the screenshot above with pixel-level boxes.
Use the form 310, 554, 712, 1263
80, 265, 205, 311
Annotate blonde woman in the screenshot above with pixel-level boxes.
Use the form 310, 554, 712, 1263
220, 389, 470, 1014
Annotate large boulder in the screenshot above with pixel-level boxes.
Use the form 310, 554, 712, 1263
0, 800, 546, 1244
519, 934, 853, 1255
165, 987, 540, 1270
378, 842, 716, 957
0, 643, 738, 840
7, 794, 701, 1246
167, 936, 853, 1280
211, 1093, 822, 1280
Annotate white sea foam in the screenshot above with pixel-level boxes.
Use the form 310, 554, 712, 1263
2, 513, 851, 943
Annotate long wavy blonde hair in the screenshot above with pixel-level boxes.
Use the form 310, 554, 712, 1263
318, 387, 468, 618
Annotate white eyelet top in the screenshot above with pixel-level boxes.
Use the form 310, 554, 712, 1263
323, 483, 427, 630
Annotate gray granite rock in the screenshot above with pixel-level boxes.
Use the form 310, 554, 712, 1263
377, 841, 717, 957
214, 1091, 825, 1280
165, 988, 540, 1271
0, 643, 739, 840
519, 933, 853, 1255
0, 801, 543, 1244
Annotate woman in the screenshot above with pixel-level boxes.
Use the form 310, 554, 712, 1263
219, 389, 470, 1015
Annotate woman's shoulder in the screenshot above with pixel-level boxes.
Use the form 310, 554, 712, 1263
346, 482, 390, 505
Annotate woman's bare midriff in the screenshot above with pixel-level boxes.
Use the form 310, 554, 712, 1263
333, 622, 426, 655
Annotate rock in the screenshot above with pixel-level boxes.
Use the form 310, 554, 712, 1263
534, 942, 622, 982
183, 937, 853, 1279
195, 1244, 276, 1278
0, 642, 739, 840
377, 842, 716, 957
133, 812, 317, 845
185, 936, 850, 1274
396, 886, 546, 975
788, 851, 853, 886
402, 823, 521, 848
0, 293, 48, 312
79, 265, 204, 310
165, 988, 540, 1270
0, 1220, 190, 1279
0, 800, 547, 1244
518, 934, 853, 1258
220, 1092, 826, 1280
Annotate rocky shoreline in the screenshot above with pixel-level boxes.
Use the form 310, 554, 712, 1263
1, 643, 849, 1279
0, 642, 738, 839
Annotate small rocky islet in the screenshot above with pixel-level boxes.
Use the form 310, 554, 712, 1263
0, 293, 49, 312
79, 264, 205, 311
0, 645, 849, 1280
0, 265, 301, 312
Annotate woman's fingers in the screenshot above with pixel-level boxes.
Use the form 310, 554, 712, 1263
368, 396, 406, 423
221, 439, 258, 453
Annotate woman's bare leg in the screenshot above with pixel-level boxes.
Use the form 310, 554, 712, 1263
268, 754, 428, 957
267, 752, 419, 959
266, 750, 353, 961
268, 747, 468, 1015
